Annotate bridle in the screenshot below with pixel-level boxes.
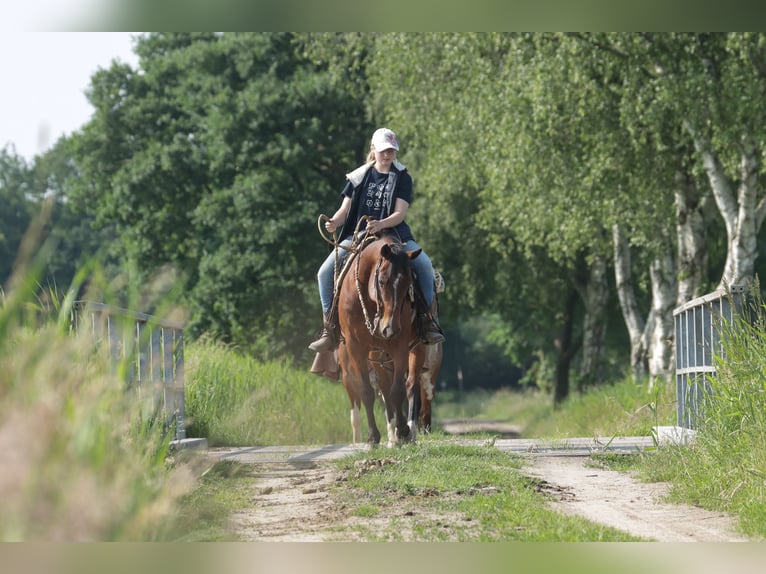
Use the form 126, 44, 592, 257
316, 214, 410, 338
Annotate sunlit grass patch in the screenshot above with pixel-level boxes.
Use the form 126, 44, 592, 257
184, 337, 353, 446
331, 443, 640, 542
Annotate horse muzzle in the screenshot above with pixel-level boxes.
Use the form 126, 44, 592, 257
377, 321, 400, 340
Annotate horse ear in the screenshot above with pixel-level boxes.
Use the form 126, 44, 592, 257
381, 244, 393, 259
407, 249, 423, 260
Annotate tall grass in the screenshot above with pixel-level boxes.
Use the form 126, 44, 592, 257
434, 377, 676, 439
184, 339, 677, 448
185, 338, 352, 446
0, 281, 200, 541
640, 293, 766, 537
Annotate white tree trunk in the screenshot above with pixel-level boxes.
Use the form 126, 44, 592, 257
647, 245, 677, 382
686, 126, 766, 288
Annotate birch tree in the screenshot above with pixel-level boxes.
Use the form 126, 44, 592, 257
616, 33, 766, 291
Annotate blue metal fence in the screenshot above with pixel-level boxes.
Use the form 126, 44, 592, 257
71, 300, 186, 440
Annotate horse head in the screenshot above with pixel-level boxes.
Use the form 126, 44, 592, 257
373, 240, 421, 340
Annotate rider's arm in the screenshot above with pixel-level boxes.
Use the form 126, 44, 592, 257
326, 196, 352, 232
367, 198, 409, 235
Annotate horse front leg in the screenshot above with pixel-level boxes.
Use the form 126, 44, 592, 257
360, 367, 381, 446
407, 373, 420, 442
389, 365, 411, 445
370, 361, 397, 449
350, 401, 362, 443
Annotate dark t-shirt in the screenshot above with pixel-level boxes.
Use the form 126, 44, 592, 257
341, 166, 414, 242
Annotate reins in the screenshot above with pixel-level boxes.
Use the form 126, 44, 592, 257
317, 214, 381, 335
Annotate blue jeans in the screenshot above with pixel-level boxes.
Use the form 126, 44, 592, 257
317, 239, 435, 313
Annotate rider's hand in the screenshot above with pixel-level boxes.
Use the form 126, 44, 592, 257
325, 218, 338, 232
367, 219, 382, 234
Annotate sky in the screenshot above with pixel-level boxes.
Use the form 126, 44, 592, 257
0, 32, 140, 162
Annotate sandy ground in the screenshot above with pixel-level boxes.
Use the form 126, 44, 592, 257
524, 455, 748, 542
225, 448, 748, 542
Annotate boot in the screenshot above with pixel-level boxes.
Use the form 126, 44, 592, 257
419, 313, 445, 345
309, 313, 337, 352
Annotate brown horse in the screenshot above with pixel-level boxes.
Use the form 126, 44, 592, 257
369, 337, 442, 435
337, 235, 425, 446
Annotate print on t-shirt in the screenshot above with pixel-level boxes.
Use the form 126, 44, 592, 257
360, 170, 392, 221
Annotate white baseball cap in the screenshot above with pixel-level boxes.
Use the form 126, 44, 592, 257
371, 127, 399, 152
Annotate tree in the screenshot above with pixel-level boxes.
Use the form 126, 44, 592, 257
0, 146, 35, 287
68, 33, 368, 356
367, 33, 675, 399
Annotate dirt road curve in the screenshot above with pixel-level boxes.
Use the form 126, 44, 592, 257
216, 435, 748, 542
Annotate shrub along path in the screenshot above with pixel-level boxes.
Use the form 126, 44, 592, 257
209, 430, 747, 542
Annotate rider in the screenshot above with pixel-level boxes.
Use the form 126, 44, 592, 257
309, 127, 445, 353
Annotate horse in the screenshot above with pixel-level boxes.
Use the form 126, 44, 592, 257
336, 234, 425, 446
369, 337, 442, 435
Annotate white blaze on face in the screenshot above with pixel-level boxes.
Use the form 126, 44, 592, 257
351, 403, 362, 443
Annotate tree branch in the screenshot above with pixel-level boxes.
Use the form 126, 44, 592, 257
569, 32, 660, 81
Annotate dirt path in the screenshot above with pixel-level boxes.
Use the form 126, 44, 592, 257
223, 448, 748, 542
524, 455, 747, 542
230, 463, 346, 542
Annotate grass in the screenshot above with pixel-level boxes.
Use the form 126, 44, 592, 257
329, 441, 643, 541
433, 376, 676, 439
184, 337, 355, 446
149, 460, 253, 541
624, 301, 766, 539
15, 266, 753, 541
0, 274, 201, 541
174, 345, 682, 541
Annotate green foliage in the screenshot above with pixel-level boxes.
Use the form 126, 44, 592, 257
185, 337, 352, 446
0, 147, 35, 285
9, 32, 766, 404
67, 32, 368, 357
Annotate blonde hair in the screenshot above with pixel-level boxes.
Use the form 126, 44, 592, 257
367, 143, 398, 164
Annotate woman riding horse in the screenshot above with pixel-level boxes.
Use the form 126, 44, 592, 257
309, 127, 444, 353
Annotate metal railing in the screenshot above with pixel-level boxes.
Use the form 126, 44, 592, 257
71, 300, 186, 440
672, 285, 746, 429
